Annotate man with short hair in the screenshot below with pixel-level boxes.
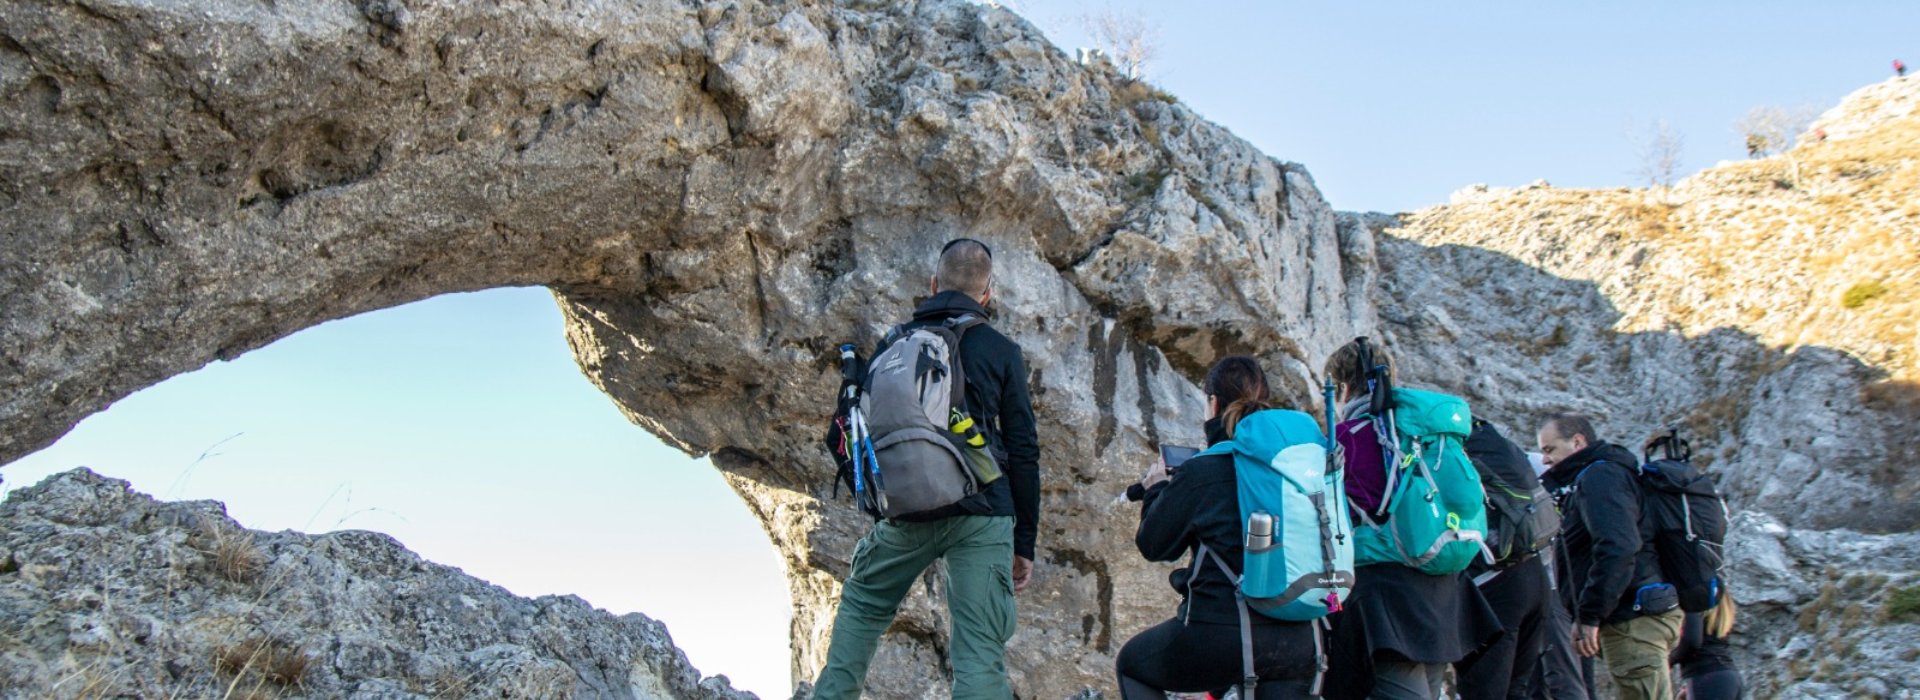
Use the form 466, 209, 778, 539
1537, 413, 1681, 700
812, 238, 1041, 700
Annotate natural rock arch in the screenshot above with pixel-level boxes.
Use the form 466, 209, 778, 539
3, 1, 1365, 694
6, 1, 1918, 697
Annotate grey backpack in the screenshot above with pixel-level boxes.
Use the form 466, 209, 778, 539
858, 315, 997, 518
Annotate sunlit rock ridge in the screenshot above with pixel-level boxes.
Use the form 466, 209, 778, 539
1, 0, 1914, 697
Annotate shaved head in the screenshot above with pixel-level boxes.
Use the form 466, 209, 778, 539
936, 239, 993, 298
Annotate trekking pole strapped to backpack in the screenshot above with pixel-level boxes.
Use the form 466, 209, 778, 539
1322, 378, 1337, 436
1355, 338, 1403, 515
825, 344, 870, 502
857, 315, 1000, 519
1339, 337, 1492, 575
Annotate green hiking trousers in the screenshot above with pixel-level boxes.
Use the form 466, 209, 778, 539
812, 515, 1016, 700
1599, 609, 1683, 700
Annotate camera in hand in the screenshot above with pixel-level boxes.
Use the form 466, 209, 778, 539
1158, 444, 1200, 472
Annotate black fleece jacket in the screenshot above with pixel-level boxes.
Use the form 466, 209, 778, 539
874, 291, 1042, 560
1540, 441, 1665, 626
1132, 417, 1286, 626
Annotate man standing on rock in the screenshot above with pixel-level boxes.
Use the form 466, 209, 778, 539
1536, 414, 1682, 700
812, 238, 1041, 699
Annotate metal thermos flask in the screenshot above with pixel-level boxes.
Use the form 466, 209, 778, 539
1247, 512, 1274, 551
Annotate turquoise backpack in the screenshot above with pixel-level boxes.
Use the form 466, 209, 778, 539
1345, 388, 1492, 575
1191, 409, 1355, 696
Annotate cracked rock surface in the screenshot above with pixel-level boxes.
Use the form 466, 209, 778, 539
0, 468, 753, 699
2, 0, 1917, 697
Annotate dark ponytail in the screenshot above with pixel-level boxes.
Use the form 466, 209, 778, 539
1205, 356, 1272, 438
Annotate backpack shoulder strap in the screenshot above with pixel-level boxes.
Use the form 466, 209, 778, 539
1201, 544, 1278, 698
1189, 543, 1258, 697
941, 314, 986, 412
876, 323, 913, 356
943, 313, 986, 335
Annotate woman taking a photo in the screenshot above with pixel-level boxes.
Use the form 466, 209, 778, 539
1116, 355, 1325, 699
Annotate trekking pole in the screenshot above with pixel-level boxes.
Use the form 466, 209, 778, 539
839, 344, 862, 404
839, 345, 866, 498
862, 414, 886, 513
1322, 377, 1337, 435
848, 406, 866, 498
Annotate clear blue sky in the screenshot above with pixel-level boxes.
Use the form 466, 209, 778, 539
4, 3, 1914, 697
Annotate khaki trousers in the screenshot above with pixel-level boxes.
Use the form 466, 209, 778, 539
1599, 609, 1683, 700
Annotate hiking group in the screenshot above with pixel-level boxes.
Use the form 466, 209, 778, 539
816, 240, 1740, 700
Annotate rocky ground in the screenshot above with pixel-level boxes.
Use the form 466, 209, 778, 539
1, 0, 1915, 697
0, 468, 753, 699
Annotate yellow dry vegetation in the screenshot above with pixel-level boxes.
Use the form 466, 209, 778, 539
1397, 78, 1920, 376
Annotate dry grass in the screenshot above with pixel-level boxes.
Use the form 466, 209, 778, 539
190, 522, 266, 584
1627, 200, 1678, 240
1803, 118, 1920, 164
425, 669, 478, 699
50, 656, 128, 700
215, 635, 311, 696
1114, 78, 1177, 108
1580, 100, 1920, 374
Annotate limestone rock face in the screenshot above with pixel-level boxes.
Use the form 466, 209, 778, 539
1720, 511, 1920, 699
3, 1, 1365, 695
2, 0, 1917, 697
0, 468, 753, 699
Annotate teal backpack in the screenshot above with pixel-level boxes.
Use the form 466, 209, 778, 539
1191, 408, 1355, 697
1340, 387, 1492, 575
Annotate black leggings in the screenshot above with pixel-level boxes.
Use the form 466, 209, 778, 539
1116, 617, 1319, 699
1685, 669, 1743, 700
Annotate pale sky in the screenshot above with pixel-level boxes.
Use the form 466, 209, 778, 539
4, 2, 1915, 698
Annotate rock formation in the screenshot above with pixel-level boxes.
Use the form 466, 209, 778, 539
0, 468, 754, 699
1, 0, 1915, 697
1361, 76, 1920, 698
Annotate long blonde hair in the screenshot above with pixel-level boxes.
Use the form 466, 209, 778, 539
1704, 593, 1738, 638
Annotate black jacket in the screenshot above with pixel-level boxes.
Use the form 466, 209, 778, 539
1132, 417, 1290, 626
1462, 420, 1545, 578
1540, 441, 1666, 626
874, 291, 1042, 559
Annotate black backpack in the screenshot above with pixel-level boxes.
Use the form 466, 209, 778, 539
1465, 420, 1561, 566
1639, 430, 1729, 613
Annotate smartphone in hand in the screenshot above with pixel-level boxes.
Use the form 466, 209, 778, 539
1157, 444, 1200, 472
